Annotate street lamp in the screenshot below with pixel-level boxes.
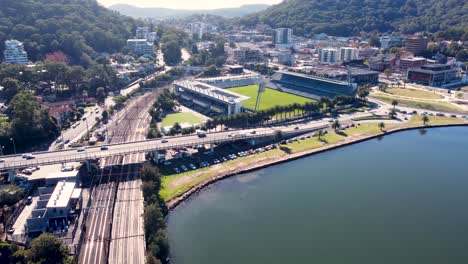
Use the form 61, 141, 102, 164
10, 138, 16, 154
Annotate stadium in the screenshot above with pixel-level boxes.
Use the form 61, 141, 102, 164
173, 71, 357, 116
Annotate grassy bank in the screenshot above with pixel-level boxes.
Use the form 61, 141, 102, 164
385, 88, 443, 99
371, 94, 466, 114
160, 116, 468, 204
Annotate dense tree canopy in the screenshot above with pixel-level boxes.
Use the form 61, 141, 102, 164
0, 0, 138, 65
241, 0, 468, 39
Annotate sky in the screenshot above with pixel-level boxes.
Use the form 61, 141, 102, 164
97, 0, 282, 10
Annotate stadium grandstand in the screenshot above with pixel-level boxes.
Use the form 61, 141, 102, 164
199, 74, 260, 89
267, 71, 357, 99
173, 80, 249, 116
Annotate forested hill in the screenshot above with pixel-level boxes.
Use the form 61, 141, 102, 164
0, 0, 138, 66
241, 0, 468, 39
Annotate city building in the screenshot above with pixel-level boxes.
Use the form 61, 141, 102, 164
147, 32, 158, 42
406, 64, 460, 87
233, 47, 263, 63
380, 36, 402, 49
267, 71, 356, 99
274, 28, 293, 44
136, 27, 149, 39
339, 47, 359, 62
3, 39, 29, 64
276, 51, 295, 66
399, 57, 427, 70
225, 65, 244, 75
318, 48, 339, 63
127, 39, 154, 56
173, 80, 249, 115
26, 180, 81, 234
405, 35, 428, 55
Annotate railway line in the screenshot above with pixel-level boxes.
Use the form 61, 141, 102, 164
79, 91, 157, 264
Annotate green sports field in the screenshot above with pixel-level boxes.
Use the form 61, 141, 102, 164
161, 112, 205, 127
227, 85, 314, 110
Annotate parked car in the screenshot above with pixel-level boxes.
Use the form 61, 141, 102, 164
77, 147, 86, 152
100, 146, 108, 150
22, 153, 34, 159
0, 159, 4, 163
161, 139, 168, 143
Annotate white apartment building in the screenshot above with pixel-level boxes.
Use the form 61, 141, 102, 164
136, 27, 149, 39
3, 39, 29, 64
318, 48, 339, 63
339, 47, 359, 62
274, 28, 293, 44
127, 39, 154, 56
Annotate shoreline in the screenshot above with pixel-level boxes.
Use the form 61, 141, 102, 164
166, 123, 468, 211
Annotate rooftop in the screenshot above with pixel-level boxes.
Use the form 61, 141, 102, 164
46, 181, 76, 208
174, 80, 250, 104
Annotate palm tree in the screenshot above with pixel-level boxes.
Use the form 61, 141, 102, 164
317, 129, 323, 140
391, 99, 398, 110
331, 119, 341, 131
389, 109, 397, 119
378, 122, 385, 131
422, 115, 429, 125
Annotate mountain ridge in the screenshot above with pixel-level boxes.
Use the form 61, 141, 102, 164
109, 3, 271, 19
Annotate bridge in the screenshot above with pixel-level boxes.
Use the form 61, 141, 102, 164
0, 124, 329, 170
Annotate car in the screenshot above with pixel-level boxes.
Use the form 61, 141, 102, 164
436, 113, 444, 117
174, 168, 180, 174
100, 146, 108, 150
26, 196, 32, 205
64, 139, 70, 144
77, 147, 86, 152
164, 161, 172, 166
250, 130, 257, 134
82, 117, 87, 121
181, 165, 188, 171
412, 110, 418, 114
161, 139, 168, 143
23, 153, 34, 159
450, 114, 457, 118
294, 126, 299, 130
0, 159, 4, 163
189, 163, 196, 169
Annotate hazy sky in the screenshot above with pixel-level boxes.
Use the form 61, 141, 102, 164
97, 0, 282, 9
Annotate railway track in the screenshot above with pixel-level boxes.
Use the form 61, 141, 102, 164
79, 91, 158, 264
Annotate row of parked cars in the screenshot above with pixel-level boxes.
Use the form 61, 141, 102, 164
170, 144, 279, 174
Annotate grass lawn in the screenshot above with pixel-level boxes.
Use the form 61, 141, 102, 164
161, 112, 205, 127
370, 94, 467, 114
409, 115, 468, 125
385, 88, 443, 99
227, 85, 314, 110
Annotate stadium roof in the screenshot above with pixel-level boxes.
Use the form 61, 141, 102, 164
174, 80, 250, 104
276, 71, 350, 85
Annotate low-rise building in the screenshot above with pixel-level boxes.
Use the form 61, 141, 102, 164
406, 64, 460, 87
399, 57, 427, 70
405, 35, 428, 55
234, 47, 263, 63
127, 39, 154, 56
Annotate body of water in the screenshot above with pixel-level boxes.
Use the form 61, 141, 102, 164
168, 127, 468, 264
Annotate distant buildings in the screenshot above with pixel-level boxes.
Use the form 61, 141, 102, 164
318, 48, 338, 63
406, 64, 460, 87
136, 27, 149, 39
399, 57, 427, 70
276, 51, 295, 66
405, 35, 428, 55
188, 22, 218, 39
338, 47, 359, 62
147, 32, 158, 42
127, 39, 154, 56
380, 36, 402, 49
3, 39, 29, 64
274, 28, 293, 44
233, 47, 263, 63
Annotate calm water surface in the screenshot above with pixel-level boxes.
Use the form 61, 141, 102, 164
168, 127, 468, 264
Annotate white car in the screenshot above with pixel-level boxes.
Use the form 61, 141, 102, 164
22, 153, 35, 159
77, 147, 86, 152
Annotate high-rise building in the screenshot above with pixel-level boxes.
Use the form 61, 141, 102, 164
127, 39, 154, 56
190, 22, 205, 39
405, 35, 428, 55
318, 48, 338, 63
339, 47, 359, 62
274, 28, 293, 44
136, 27, 149, 39
3, 39, 29, 64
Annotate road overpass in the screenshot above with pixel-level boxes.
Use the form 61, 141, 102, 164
0, 124, 329, 170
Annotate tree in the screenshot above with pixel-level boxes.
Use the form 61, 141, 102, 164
378, 122, 385, 131
357, 86, 370, 101
422, 115, 429, 125
383, 69, 392, 79
162, 41, 182, 65
369, 34, 381, 47
1, 77, 23, 102
274, 130, 283, 142
317, 129, 323, 140
389, 109, 397, 119
28, 233, 68, 264
331, 119, 341, 131
391, 99, 398, 109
